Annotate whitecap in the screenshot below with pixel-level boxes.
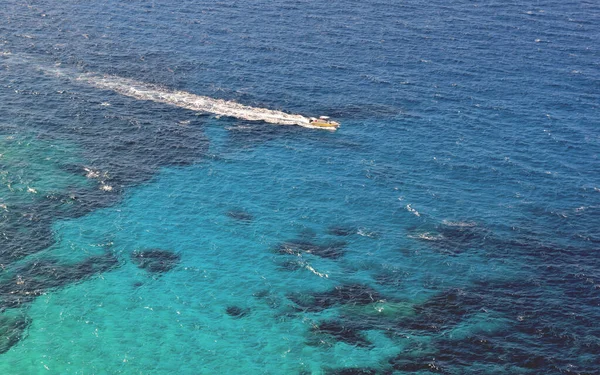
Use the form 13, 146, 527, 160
408, 232, 444, 241
406, 204, 420, 217
442, 220, 477, 227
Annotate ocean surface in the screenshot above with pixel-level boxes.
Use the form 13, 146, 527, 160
1, 0, 599, 374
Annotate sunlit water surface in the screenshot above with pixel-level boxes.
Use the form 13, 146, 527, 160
0, 0, 599, 374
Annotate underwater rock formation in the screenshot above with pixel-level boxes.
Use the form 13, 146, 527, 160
0, 312, 30, 354
327, 226, 357, 237
226, 306, 250, 318
388, 356, 444, 373
407, 221, 490, 255
325, 368, 379, 375
275, 258, 305, 272
311, 320, 371, 347
275, 239, 347, 259
403, 289, 484, 332
289, 284, 384, 312
226, 209, 254, 222
0, 253, 119, 310
0, 253, 118, 352
131, 249, 181, 274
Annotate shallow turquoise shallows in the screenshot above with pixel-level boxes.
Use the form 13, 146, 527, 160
0, 0, 599, 374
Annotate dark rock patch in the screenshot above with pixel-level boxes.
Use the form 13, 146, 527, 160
252, 289, 281, 309
327, 226, 356, 237
0, 253, 119, 310
389, 357, 445, 373
0, 312, 31, 354
289, 284, 384, 312
74, 253, 120, 276
388, 276, 600, 373
325, 367, 379, 375
275, 240, 347, 259
252, 289, 270, 299
374, 269, 410, 288
0, 91, 210, 338
276, 258, 305, 272
0, 221, 56, 264
226, 210, 253, 222
131, 249, 180, 274
226, 306, 250, 318
400, 289, 484, 332
311, 320, 371, 347
407, 222, 490, 255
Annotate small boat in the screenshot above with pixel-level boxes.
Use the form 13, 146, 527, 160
309, 116, 340, 129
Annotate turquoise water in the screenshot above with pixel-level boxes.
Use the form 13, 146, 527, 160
1, 0, 599, 374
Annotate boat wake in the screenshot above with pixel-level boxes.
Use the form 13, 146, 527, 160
2, 52, 330, 129
74, 72, 314, 128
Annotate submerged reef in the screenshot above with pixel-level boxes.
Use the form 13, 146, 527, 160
0, 311, 30, 354
285, 267, 599, 374
0, 253, 119, 310
225, 306, 250, 318
131, 249, 181, 274
0, 111, 208, 312
289, 284, 384, 313
402, 288, 485, 332
407, 221, 490, 255
327, 226, 357, 237
226, 209, 254, 222
0, 253, 118, 352
324, 368, 379, 375
0, 74, 210, 353
310, 320, 371, 347
275, 239, 347, 259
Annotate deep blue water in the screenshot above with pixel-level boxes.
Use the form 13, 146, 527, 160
1, 0, 599, 374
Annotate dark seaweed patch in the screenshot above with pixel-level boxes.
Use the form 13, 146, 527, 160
0, 219, 55, 264
402, 289, 484, 332
0, 253, 119, 310
1, 99, 209, 267
325, 367, 379, 375
374, 268, 410, 288
275, 258, 305, 272
408, 222, 490, 255
289, 284, 383, 312
0, 312, 30, 354
388, 277, 600, 373
327, 226, 357, 237
226, 306, 250, 318
275, 240, 347, 259
389, 357, 444, 373
131, 250, 180, 274
311, 320, 371, 347
0, 72, 212, 350
226, 210, 253, 222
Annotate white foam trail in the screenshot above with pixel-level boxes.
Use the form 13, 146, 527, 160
31, 60, 319, 128
78, 72, 314, 127
3, 52, 336, 128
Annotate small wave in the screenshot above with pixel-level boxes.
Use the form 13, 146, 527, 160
224, 125, 254, 131
406, 204, 420, 217
442, 220, 477, 227
304, 263, 328, 278
408, 232, 444, 241
357, 228, 379, 238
